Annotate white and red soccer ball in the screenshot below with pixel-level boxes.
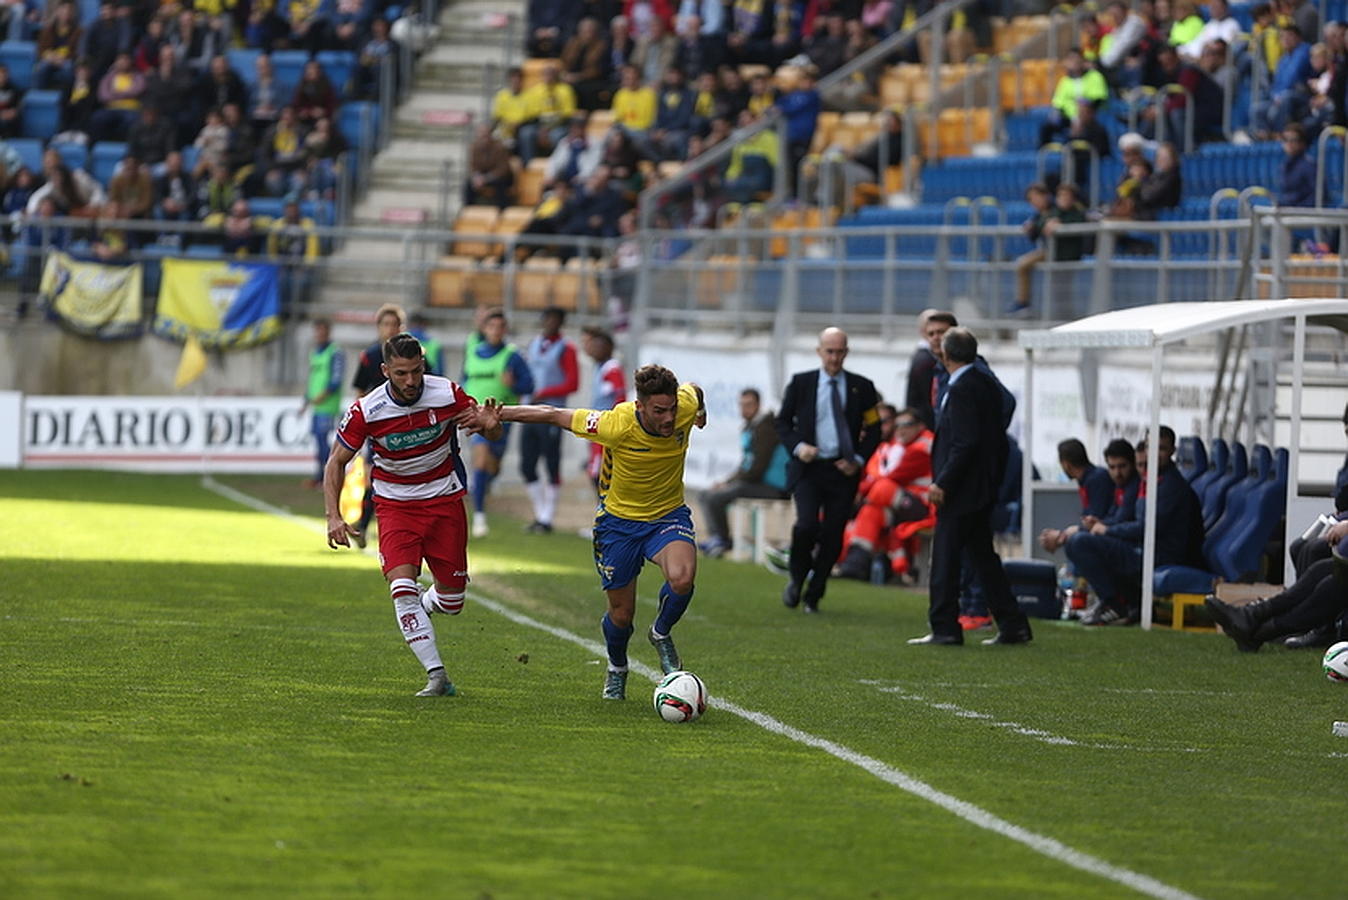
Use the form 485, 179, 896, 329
653, 671, 707, 723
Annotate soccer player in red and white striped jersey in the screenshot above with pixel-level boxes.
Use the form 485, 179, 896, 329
323, 332, 502, 697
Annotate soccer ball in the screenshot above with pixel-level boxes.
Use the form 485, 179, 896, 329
653, 671, 707, 723
1323, 642, 1348, 682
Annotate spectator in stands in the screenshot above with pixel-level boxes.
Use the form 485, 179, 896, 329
1037, 438, 1119, 553
745, 70, 775, 117
107, 153, 154, 219
302, 115, 345, 163
698, 387, 790, 558
126, 105, 176, 171
820, 19, 878, 110
222, 102, 259, 173
515, 179, 576, 259
217, 197, 263, 255
245, 1, 290, 53
1011, 182, 1053, 315
649, 66, 695, 160
1300, 40, 1337, 137
144, 44, 196, 147
1279, 122, 1317, 206
131, 16, 165, 72
1064, 100, 1111, 192
464, 122, 515, 209
0, 64, 20, 139
1143, 44, 1224, 144
1166, 0, 1204, 46
260, 105, 307, 194
1197, 38, 1235, 100
91, 200, 134, 260
1041, 49, 1110, 147
1179, 0, 1239, 61
776, 66, 820, 191
674, 13, 723, 79
560, 17, 611, 111
332, 0, 372, 53
19, 196, 68, 306
835, 407, 935, 583
249, 53, 283, 132
154, 149, 196, 225
559, 164, 626, 258
1255, 24, 1314, 137
1066, 428, 1205, 625
1097, 0, 1151, 89
1286, 0, 1321, 52
527, 0, 579, 57
607, 16, 637, 80
805, 13, 847, 75
725, 0, 779, 65
268, 198, 319, 311
197, 161, 239, 217
492, 67, 531, 145
29, 149, 105, 216
283, 0, 332, 57
1, 166, 34, 240
356, 16, 398, 100
545, 115, 602, 187
1135, 141, 1183, 217
611, 63, 657, 143
293, 59, 338, 126
634, 15, 678, 85
202, 54, 247, 115
57, 60, 97, 140
1248, 4, 1282, 80
194, 107, 231, 172
36, 0, 81, 90
520, 64, 578, 162
170, 9, 218, 73
92, 52, 146, 142
722, 108, 777, 202
86, 1, 132, 80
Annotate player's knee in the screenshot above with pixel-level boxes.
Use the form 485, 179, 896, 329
608, 608, 634, 628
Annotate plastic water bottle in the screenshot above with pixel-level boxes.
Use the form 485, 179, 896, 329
870, 556, 887, 585
1058, 565, 1075, 619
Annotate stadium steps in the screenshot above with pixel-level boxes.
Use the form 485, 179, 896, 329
318, 0, 523, 313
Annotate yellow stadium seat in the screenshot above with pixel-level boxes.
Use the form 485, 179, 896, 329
452, 206, 500, 258
514, 257, 560, 309
516, 158, 549, 208
427, 255, 475, 307
521, 58, 558, 91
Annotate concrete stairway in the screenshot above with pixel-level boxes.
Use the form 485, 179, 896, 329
319, 0, 523, 317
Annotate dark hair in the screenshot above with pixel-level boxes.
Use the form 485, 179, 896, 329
482, 306, 506, 324
634, 364, 678, 400
1159, 425, 1176, 445
1103, 437, 1135, 461
941, 327, 978, 364
313, 316, 332, 329
1057, 438, 1090, 469
740, 387, 761, 402
894, 406, 922, 424
1283, 123, 1308, 144
927, 311, 958, 328
878, 402, 899, 419
542, 305, 567, 323
383, 332, 423, 363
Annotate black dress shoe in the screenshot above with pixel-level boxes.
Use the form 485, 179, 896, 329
782, 581, 801, 608
906, 633, 963, 646
1283, 624, 1336, 649
982, 627, 1033, 646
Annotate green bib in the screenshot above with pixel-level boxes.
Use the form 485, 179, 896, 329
307, 343, 343, 416
463, 342, 519, 405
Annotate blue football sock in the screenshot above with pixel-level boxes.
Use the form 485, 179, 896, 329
601, 613, 634, 669
471, 468, 490, 513
653, 583, 693, 636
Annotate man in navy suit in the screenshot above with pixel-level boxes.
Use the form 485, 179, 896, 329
775, 327, 882, 613
909, 327, 1033, 646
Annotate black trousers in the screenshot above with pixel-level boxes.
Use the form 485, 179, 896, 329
1260, 558, 1348, 638
927, 503, 1026, 637
788, 461, 858, 604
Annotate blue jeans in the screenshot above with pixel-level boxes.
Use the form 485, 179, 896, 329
311, 413, 334, 481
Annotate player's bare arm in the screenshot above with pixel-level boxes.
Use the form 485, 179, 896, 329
323, 441, 361, 549
453, 400, 504, 440
491, 399, 575, 428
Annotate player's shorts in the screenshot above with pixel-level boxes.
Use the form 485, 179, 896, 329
591, 505, 695, 591
469, 422, 510, 460
374, 493, 469, 590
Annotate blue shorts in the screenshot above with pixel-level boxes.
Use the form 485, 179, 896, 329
592, 505, 696, 591
469, 422, 511, 460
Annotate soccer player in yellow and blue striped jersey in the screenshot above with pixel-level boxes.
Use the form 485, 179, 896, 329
481, 364, 706, 700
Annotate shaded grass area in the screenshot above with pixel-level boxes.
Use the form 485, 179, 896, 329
1, 471, 1343, 899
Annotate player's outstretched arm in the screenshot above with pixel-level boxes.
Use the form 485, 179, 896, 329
454, 400, 504, 440
323, 442, 361, 549
495, 401, 576, 429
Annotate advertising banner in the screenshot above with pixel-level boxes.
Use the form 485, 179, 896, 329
156, 257, 282, 349
41, 251, 144, 340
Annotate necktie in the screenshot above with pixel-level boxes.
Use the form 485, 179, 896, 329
831, 376, 854, 461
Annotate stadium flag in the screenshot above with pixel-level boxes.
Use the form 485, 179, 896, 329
174, 334, 208, 389
40, 251, 145, 340
155, 257, 283, 349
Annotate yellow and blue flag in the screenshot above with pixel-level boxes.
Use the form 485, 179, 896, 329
155, 257, 282, 349
41, 251, 144, 340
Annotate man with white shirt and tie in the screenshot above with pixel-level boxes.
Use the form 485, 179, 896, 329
775, 327, 882, 614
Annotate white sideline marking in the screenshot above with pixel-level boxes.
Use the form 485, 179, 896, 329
201, 477, 1204, 900
859, 680, 1207, 754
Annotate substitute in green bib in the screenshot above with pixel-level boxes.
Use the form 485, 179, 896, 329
462, 307, 534, 537
303, 318, 346, 487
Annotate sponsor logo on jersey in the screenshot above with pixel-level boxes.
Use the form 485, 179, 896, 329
383, 422, 447, 451
585, 411, 601, 434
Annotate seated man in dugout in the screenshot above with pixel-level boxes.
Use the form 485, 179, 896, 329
1037, 437, 1129, 554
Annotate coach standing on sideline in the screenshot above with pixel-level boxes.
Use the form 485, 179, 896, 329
909, 327, 1033, 647
776, 327, 882, 614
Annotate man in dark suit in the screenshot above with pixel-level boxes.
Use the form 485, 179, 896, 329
910, 327, 1033, 646
775, 327, 882, 613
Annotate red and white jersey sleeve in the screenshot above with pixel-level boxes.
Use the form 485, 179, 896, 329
595, 358, 627, 410
336, 374, 473, 501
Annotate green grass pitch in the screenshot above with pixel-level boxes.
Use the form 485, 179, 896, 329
1, 470, 1345, 899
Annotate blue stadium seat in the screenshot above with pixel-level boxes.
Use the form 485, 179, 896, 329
1201, 444, 1269, 576
77, 0, 99, 25
50, 139, 87, 172
20, 89, 60, 140
271, 50, 309, 98
316, 50, 356, 97
1209, 446, 1288, 581
186, 244, 225, 259
180, 144, 199, 172
338, 101, 377, 151
1190, 436, 1227, 501
1202, 439, 1247, 531
91, 141, 127, 185
9, 136, 41, 173
1176, 435, 1207, 482
228, 48, 262, 87
0, 41, 37, 91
